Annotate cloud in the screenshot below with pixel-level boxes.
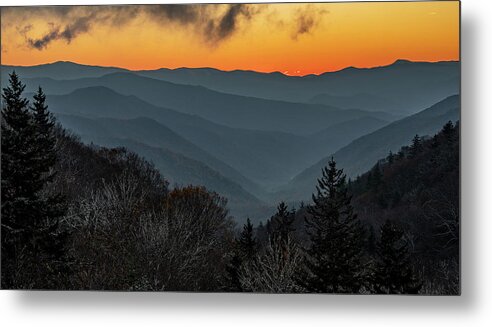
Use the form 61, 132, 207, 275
291, 6, 328, 40
28, 14, 94, 50
10, 4, 262, 50
146, 4, 262, 44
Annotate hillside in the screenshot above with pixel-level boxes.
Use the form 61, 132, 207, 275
349, 121, 459, 292
262, 121, 460, 294
276, 95, 460, 201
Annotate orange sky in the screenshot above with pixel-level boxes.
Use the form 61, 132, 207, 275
0, 2, 460, 76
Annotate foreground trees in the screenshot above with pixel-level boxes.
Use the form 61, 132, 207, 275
1, 73, 68, 289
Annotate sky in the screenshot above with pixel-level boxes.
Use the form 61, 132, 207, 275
0, 1, 460, 76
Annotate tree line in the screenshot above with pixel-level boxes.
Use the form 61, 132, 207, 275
1, 73, 458, 294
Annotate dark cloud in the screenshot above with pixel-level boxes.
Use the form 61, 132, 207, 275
291, 6, 328, 40
28, 13, 94, 50
147, 4, 260, 44
146, 4, 201, 25
214, 4, 254, 41
20, 4, 261, 50
28, 27, 60, 50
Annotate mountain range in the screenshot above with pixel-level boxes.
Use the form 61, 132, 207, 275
1, 60, 460, 222
3, 59, 459, 115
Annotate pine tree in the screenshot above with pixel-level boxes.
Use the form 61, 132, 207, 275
441, 120, 455, 139
30, 86, 70, 287
1, 73, 68, 289
238, 218, 257, 260
225, 218, 257, 291
1, 72, 41, 288
31, 87, 57, 173
302, 158, 366, 293
271, 202, 295, 244
373, 220, 421, 294
410, 134, 423, 158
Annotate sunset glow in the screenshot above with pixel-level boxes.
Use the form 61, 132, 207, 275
1, 1, 460, 76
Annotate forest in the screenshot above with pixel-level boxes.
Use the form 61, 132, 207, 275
1, 73, 459, 294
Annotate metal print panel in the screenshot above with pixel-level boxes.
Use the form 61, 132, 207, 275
0, 1, 460, 294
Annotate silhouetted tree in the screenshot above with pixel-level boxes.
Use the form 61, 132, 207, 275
373, 220, 421, 294
410, 134, 423, 157
238, 218, 257, 261
302, 158, 366, 293
225, 218, 257, 291
271, 202, 295, 244
1, 73, 68, 289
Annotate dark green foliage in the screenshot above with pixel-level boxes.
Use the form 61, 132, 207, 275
224, 218, 258, 291
350, 122, 460, 294
410, 134, 423, 157
302, 158, 366, 293
270, 202, 295, 244
1, 73, 68, 289
31, 87, 57, 171
238, 218, 257, 261
373, 220, 421, 294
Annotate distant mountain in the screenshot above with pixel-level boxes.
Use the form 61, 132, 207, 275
56, 114, 269, 221
39, 86, 392, 190
3, 60, 458, 115
1, 61, 127, 80
138, 60, 459, 115
56, 112, 260, 196
43, 87, 311, 189
275, 95, 460, 202
308, 116, 390, 156
308, 93, 400, 113
15, 72, 396, 135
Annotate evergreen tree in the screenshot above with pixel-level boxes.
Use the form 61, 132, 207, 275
31, 87, 57, 173
1, 73, 68, 289
271, 202, 295, 244
238, 218, 257, 260
30, 86, 70, 287
373, 220, 421, 294
2, 72, 40, 288
441, 120, 455, 139
302, 158, 366, 293
225, 218, 257, 291
410, 134, 423, 157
